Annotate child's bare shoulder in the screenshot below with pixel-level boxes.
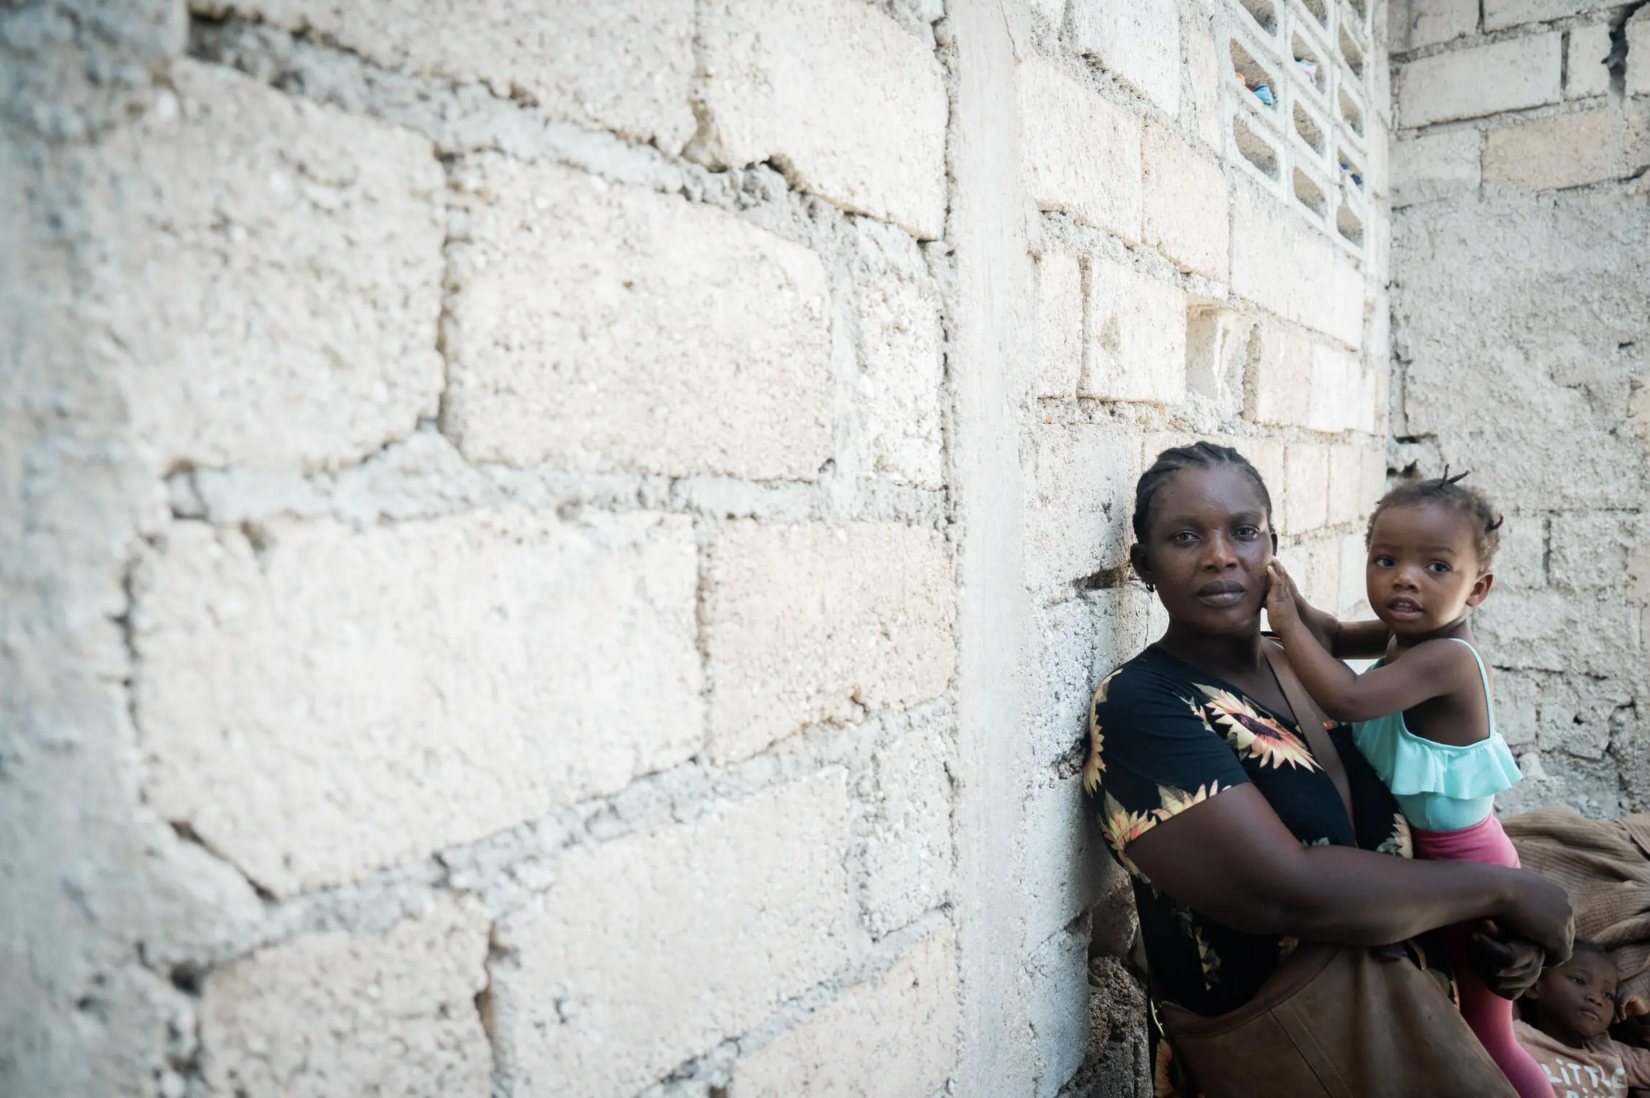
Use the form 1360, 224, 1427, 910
1388, 636, 1480, 675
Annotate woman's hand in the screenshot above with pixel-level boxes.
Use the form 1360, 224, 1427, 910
1467, 920, 1546, 1000
1265, 559, 1303, 633
1493, 870, 1575, 966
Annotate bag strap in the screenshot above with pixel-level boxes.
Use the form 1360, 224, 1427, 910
1263, 641, 1354, 824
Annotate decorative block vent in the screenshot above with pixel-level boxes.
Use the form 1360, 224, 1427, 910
1339, 25, 1365, 77
1336, 202, 1364, 246
1339, 86, 1364, 137
1295, 0, 1329, 29
1237, 0, 1281, 36
1294, 166, 1329, 218
1294, 102, 1327, 154
1234, 115, 1282, 178
1231, 39, 1282, 115
1222, 0, 1375, 254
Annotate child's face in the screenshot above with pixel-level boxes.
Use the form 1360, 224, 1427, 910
1532, 953, 1620, 1042
1364, 504, 1493, 635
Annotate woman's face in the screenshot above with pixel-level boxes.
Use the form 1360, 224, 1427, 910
1131, 466, 1276, 636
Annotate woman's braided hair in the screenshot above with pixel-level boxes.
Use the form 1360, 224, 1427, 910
1366, 467, 1504, 568
1132, 441, 1274, 543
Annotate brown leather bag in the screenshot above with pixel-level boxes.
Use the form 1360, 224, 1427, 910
1150, 645, 1519, 1098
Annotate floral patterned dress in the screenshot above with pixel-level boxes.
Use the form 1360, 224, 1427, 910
1084, 644, 1449, 1097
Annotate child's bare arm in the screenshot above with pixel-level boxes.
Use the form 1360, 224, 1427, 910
1265, 560, 1472, 724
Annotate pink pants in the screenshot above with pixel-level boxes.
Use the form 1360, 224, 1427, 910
1413, 814, 1554, 1098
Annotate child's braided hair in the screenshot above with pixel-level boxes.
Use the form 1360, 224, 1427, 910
1132, 441, 1274, 543
1366, 467, 1504, 569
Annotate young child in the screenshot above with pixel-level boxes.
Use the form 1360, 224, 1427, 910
1265, 471, 1544, 1098
1517, 941, 1650, 1098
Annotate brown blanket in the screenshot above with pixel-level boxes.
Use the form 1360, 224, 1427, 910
1505, 807, 1650, 1017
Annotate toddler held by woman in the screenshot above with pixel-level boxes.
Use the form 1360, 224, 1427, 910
1265, 471, 1546, 1098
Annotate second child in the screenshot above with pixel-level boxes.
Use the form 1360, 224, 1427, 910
1516, 941, 1650, 1098
1265, 471, 1545, 1098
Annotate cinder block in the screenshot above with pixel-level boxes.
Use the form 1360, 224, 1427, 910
1337, 533, 1371, 620
1391, 130, 1482, 208
1484, 106, 1650, 191
1396, 34, 1562, 127
200, 897, 491, 1098
1485, 0, 1617, 32
1142, 122, 1231, 280
136, 511, 702, 895
729, 928, 958, 1098
704, 523, 955, 764
1360, 446, 1389, 511
1494, 668, 1541, 747
1186, 13, 1224, 151
1244, 326, 1313, 427
1326, 445, 1365, 526
1403, 0, 1479, 49
1080, 257, 1188, 404
1493, 513, 1548, 589
1549, 513, 1646, 591
1023, 776, 1104, 949
195, 0, 697, 152
1282, 444, 1331, 535
1032, 590, 1158, 772
1025, 926, 1092, 1098
1230, 188, 1363, 348
1475, 590, 1643, 680
859, 714, 956, 938
1567, 22, 1614, 99
1020, 57, 1144, 243
1306, 344, 1368, 433
1630, 9, 1650, 96
853, 222, 946, 488
110, 61, 445, 472
498, 771, 853, 1098
1068, 0, 1182, 116
1024, 425, 1142, 591
1244, 436, 1289, 517
1034, 244, 1085, 398
1536, 676, 1632, 760
444, 155, 832, 479
693, 0, 948, 238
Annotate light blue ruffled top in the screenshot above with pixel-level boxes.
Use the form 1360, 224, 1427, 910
1352, 638, 1522, 832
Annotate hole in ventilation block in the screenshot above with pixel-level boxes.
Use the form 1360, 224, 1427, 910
1236, 0, 1279, 36
1294, 104, 1326, 154
1346, 0, 1368, 24
1296, 0, 1329, 28
1292, 34, 1326, 95
1339, 25, 1365, 77
1293, 168, 1327, 217
1234, 116, 1281, 178
1337, 147, 1365, 191
1231, 40, 1280, 110
1336, 204, 1364, 247
1339, 87, 1364, 136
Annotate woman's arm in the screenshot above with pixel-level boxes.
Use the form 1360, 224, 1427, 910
1265, 560, 1471, 723
1126, 782, 1573, 959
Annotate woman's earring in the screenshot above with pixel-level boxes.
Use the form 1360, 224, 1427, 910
1145, 581, 1156, 593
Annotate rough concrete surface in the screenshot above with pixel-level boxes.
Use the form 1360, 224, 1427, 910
443, 154, 833, 479
1393, 4, 1649, 820
15, 1, 1638, 1098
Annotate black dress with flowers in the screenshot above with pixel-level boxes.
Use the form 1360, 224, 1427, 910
1084, 644, 1449, 1095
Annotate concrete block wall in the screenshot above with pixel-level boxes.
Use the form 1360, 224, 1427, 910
1388, 0, 1650, 818
3, 1, 1387, 1096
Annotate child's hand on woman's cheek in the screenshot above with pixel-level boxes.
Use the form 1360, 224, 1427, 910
1265, 559, 1301, 630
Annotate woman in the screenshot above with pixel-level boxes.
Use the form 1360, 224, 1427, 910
1083, 442, 1573, 1096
